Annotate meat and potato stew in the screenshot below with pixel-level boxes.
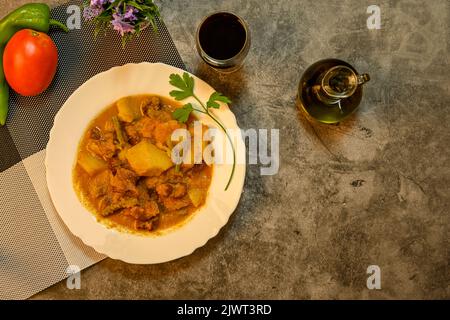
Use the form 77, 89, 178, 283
73, 95, 212, 233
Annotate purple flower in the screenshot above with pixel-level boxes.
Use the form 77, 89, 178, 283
111, 13, 135, 36
84, 0, 114, 20
83, 6, 103, 20
84, 0, 158, 43
90, 0, 110, 6
123, 6, 139, 22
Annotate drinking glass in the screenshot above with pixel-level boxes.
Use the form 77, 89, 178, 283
196, 11, 251, 73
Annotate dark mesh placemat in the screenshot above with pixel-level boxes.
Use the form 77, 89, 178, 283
0, 0, 185, 299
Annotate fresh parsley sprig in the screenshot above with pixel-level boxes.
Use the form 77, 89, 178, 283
169, 73, 235, 191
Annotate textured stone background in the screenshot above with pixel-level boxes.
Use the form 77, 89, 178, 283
2, 0, 449, 299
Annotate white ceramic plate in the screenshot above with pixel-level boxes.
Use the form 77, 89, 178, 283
46, 62, 246, 264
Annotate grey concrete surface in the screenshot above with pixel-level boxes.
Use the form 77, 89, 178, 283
2, 0, 449, 299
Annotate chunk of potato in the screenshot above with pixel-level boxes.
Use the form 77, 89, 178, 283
188, 188, 206, 207
117, 96, 142, 123
126, 139, 174, 176
78, 151, 108, 176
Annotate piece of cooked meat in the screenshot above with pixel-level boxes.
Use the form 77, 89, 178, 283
143, 200, 160, 217
124, 124, 140, 145
90, 127, 103, 140
171, 183, 187, 198
98, 196, 139, 217
153, 120, 182, 145
146, 108, 173, 122
110, 168, 138, 196
91, 169, 140, 217
164, 167, 184, 181
156, 183, 172, 198
123, 201, 159, 222
155, 181, 187, 199
108, 156, 127, 171
162, 196, 191, 211
144, 176, 160, 189
90, 170, 112, 199
137, 117, 157, 139
86, 132, 116, 160
134, 220, 155, 231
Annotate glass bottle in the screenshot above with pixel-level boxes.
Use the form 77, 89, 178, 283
297, 59, 370, 124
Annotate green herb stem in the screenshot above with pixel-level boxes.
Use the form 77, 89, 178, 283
192, 108, 208, 115
193, 94, 236, 191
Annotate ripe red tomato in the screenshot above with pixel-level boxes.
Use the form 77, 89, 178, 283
3, 29, 58, 97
